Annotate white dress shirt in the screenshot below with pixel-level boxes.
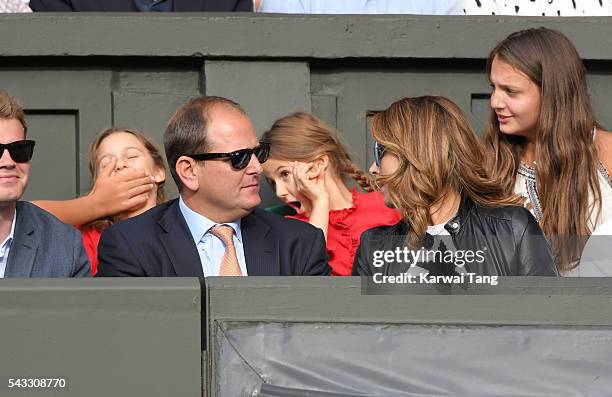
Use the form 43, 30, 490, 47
178, 196, 248, 277
0, 210, 17, 278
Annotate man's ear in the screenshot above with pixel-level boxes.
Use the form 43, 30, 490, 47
309, 155, 329, 178
175, 156, 200, 192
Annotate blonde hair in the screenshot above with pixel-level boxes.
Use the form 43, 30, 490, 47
261, 112, 373, 191
372, 96, 521, 247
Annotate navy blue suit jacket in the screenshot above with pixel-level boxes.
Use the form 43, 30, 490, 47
96, 199, 331, 277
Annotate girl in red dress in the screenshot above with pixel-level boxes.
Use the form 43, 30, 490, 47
261, 112, 400, 276
35, 127, 166, 275
80, 128, 166, 275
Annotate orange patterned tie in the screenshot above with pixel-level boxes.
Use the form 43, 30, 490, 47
210, 225, 242, 276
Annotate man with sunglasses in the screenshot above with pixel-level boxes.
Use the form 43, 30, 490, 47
0, 91, 90, 278
98, 96, 330, 277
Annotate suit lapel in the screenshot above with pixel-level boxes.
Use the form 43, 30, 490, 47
4, 202, 38, 278
158, 200, 204, 277
241, 211, 278, 275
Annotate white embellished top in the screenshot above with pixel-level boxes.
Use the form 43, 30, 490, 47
514, 160, 612, 276
514, 161, 612, 231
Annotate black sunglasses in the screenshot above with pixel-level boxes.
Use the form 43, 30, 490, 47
187, 142, 270, 170
374, 141, 385, 167
0, 140, 35, 163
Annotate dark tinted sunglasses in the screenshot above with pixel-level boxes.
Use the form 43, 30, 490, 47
0, 140, 35, 163
374, 141, 385, 167
188, 142, 270, 170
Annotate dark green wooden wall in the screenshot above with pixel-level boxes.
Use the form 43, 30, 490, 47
1, 14, 611, 207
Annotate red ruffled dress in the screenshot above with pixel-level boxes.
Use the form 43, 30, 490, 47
289, 189, 401, 276
80, 227, 103, 276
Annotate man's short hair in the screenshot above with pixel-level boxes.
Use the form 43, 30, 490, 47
164, 96, 246, 191
0, 90, 27, 135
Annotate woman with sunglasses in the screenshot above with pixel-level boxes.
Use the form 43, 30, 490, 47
353, 96, 557, 277
485, 28, 612, 274
261, 112, 400, 276
35, 127, 166, 275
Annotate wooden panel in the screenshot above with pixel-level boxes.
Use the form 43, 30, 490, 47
311, 94, 338, 129
204, 61, 311, 136
22, 112, 78, 201
206, 277, 612, 396
0, 279, 201, 397
0, 70, 112, 197
2, 15, 612, 61
588, 74, 612, 129
470, 94, 492, 135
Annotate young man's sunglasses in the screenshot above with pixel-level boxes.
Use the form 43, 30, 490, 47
0, 140, 35, 163
187, 142, 270, 170
374, 141, 385, 167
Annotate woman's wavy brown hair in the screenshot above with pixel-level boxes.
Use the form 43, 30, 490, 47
85, 127, 167, 230
261, 111, 373, 191
484, 27, 601, 271
372, 96, 521, 248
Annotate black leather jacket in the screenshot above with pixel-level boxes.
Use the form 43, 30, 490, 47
353, 196, 558, 276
